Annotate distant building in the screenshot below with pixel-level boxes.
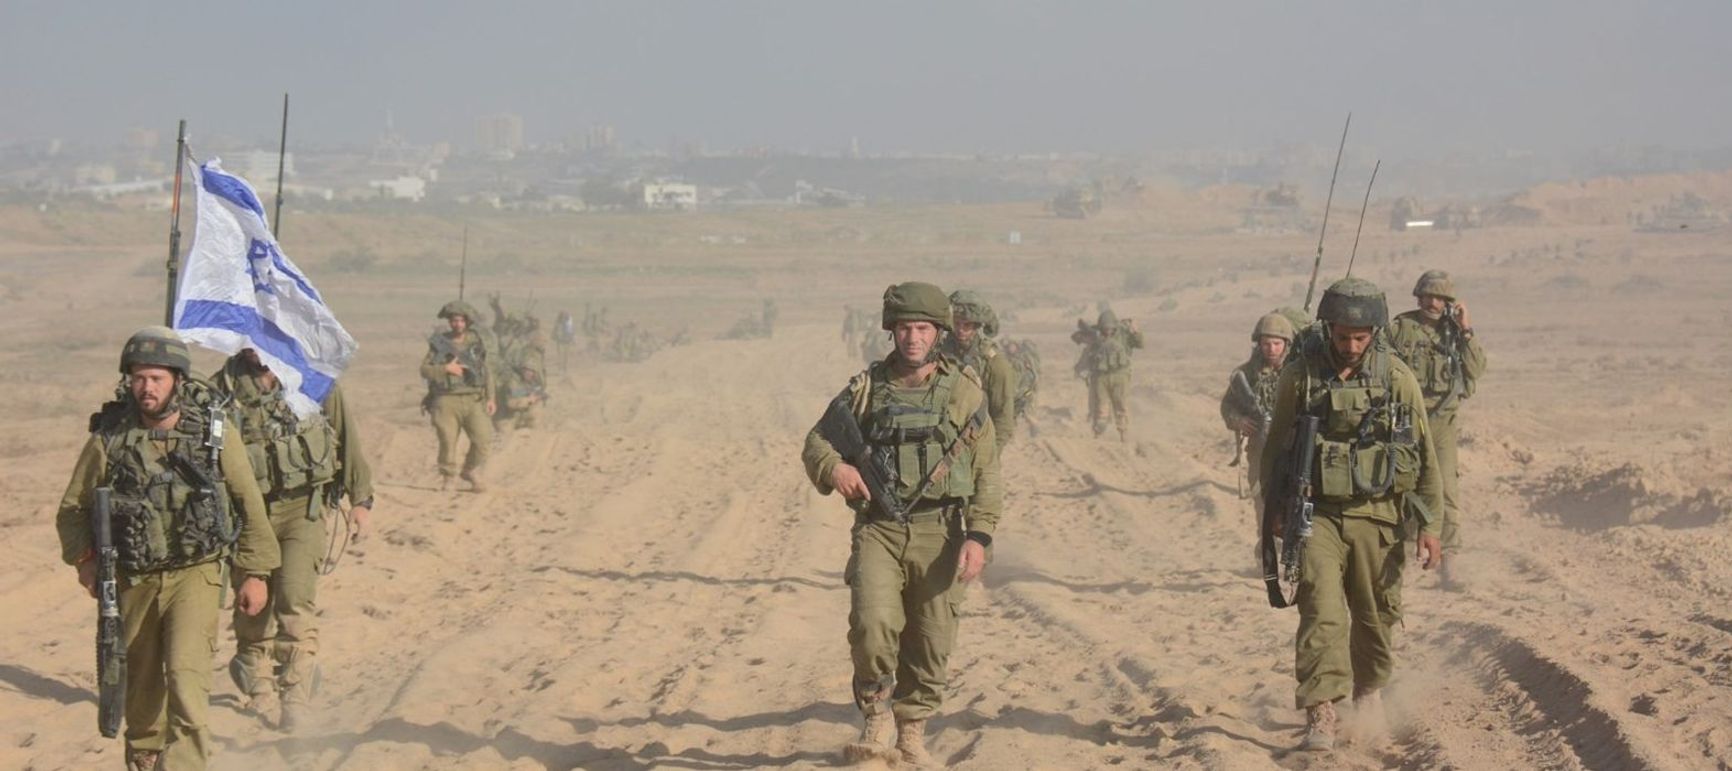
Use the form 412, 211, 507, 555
641, 182, 697, 211
236, 150, 295, 186
369, 176, 427, 201
585, 124, 617, 154
476, 114, 525, 156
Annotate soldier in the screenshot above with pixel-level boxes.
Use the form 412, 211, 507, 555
495, 317, 549, 430
553, 310, 577, 373
942, 290, 1018, 454
1221, 313, 1294, 498
212, 348, 374, 730
841, 303, 858, 348
1071, 308, 1144, 441
802, 282, 1003, 768
421, 300, 494, 491
1387, 270, 1486, 588
1260, 278, 1444, 751
57, 327, 280, 771
1001, 338, 1041, 434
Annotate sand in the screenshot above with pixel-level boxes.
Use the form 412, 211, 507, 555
1, 172, 1729, 770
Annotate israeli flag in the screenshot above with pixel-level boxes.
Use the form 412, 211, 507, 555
173, 157, 357, 418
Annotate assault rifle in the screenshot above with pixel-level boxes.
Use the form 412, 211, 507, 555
816, 387, 907, 523
92, 487, 125, 738
1225, 368, 1269, 468
429, 333, 486, 387
1433, 303, 1469, 414
1261, 415, 1320, 609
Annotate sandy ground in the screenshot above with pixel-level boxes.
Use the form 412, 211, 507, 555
1, 177, 1730, 770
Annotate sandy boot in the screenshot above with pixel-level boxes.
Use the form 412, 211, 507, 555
842, 710, 897, 764
279, 652, 320, 733
244, 687, 281, 729
126, 747, 161, 771
1349, 687, 1388, 745
1302, 700, 1337, 752
1439, 554, 1462, 591
896, 718, 938, 769
461, 469, 488, 493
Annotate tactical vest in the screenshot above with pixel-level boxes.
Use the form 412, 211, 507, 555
427, 331, 488, 395
1297, 341, 1422, 505
92, 379, 237, 574
1390, 314, 1472, 409
214, 368, 338, 499
1090, 332, 1131, 374
862, 362, 977, 504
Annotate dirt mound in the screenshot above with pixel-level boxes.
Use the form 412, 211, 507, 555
1520, 460, 1729, 531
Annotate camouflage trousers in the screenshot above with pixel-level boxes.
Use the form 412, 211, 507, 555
121, 560, 224, 770
1294, 513, 1405, 708
1430, 411, 1463, 551
846, 511, 970, 721
1087, 372, 1130, 436
232, 495, 324, 706
429, 392, 491, 478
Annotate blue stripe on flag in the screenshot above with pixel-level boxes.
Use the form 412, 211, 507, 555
201, 165, 267, 218
178, 299, 335, 402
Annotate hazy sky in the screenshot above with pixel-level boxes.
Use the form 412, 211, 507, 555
4, 1, 1728, 156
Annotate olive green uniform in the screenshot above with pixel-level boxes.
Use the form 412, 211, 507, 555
1387, 311, 1486, 551
1260, 343, 1443, 709
421, 329, 493, 479
802, 357, 1004, 721
942, 336, 1018, 453
58, 401, 280, 770
1220, 355, 1283, 490
214, 360, 374, 714
496, 333, 548, 430
1072, 324, 1144, 437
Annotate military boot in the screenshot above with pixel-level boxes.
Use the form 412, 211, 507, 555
126, 747, 161, 771
1350, 686, 1388, 744
896, 718, 938, 769
841, 710, 896, 764
279, 654, 320, 733
1439, 554, 1463, 592
461, 469, 488, 493
1302, 700, 1337, 751
244, 687, 282, 728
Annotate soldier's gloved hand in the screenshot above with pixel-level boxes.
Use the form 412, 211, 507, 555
830, 463, 871, 501
236, 576, 269, 616
956, 540, 987, 583
76, 557, 98, 599
1416, 533, 1443, 571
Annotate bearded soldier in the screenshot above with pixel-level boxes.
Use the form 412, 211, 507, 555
1071, 308, 1144, 441
1221, 312, 1294, 497
1387, 270, 1486, 588
941, 290, 1018, 454
421, 301, 494, 491
57, 327, 280, 771
213, 348, 374, 730
1260, 279, 1444, 751
803, 282, 1003, 768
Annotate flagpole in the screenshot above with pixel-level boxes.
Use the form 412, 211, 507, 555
273, 92, 289, 237
164, 119, 188, 326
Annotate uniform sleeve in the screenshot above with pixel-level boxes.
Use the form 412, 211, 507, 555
1462, 333, 1487, 387
56, 436, 107, 565
1394, 367, 1445, 536
481, 338, 497, 403
802, 419, 843, 496
322, 383, 374, 505
1258, 366, 1303, 493
1220, 369, 1247, 431
964, 386, 1004, 535
221, 423, 282, 574
986, 355, 1017, 448
419, 341, 446, 382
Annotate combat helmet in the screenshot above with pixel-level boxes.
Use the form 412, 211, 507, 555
119, 326, 191, 375
1274, 306, 1311, 332
1097, 308, 1120, 330
948, 290, 1000, 337
1412, 269, 1456, 300
1316, 277, 1388, 328
1252, 312, 1296, 342
881, 282, 952, 331
438, 300, 481, 323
